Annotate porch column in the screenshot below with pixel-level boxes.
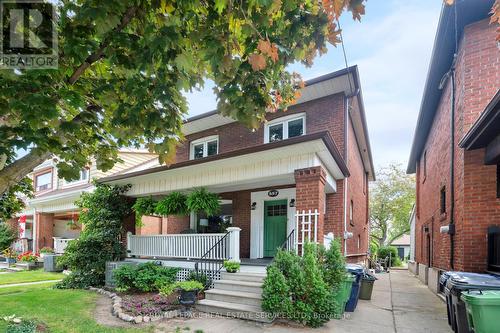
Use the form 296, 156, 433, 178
294, 166, 326, 244
227, 227, 241, 263
35, 212, 54, 252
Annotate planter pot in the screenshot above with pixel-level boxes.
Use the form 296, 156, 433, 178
17, 261, 41, 270
179, 289, 199, 306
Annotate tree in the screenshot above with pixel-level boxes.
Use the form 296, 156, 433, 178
0, 0, 368, 195
369, 163, 415, 248
0, 178, 33, 223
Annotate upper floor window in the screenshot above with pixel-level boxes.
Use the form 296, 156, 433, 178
64, 168, 89, 186
264, 114, 305, 143
190, 135, 219, 160
423, 151, 427, 181
350, 200, 354, 226
440, 186, 446, 214
35, 170, 52, 192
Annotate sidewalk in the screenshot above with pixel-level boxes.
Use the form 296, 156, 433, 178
0, 280, 62, 288
154, 270, 452, 333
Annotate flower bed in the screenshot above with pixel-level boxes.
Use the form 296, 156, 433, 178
121, 293, 180, 317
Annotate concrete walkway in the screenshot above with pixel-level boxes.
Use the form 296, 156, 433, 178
155, 270, 451, 333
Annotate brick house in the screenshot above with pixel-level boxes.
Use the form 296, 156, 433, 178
9, 150, 158, 253
407, 0, 499, 291
100, 66, 374, 263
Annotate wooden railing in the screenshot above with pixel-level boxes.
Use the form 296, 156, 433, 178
126, 232, 236, 260
53, 237, 75, 254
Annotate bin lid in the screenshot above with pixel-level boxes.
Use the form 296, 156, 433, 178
461, 290, 500, 305
346, 264, 364, 274
362, 274, 377, 281
440, 271, 461, 285
447, 272, 500, 291
345, 273, 356, 281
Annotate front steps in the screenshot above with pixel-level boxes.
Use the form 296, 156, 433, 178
196, 271, 273, 323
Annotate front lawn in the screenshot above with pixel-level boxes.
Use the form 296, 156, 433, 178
0, 283, 151, 333
0, 269, 64, 285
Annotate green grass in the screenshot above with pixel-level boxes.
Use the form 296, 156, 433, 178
0, 283, 152, 333
0, 269, 64, 285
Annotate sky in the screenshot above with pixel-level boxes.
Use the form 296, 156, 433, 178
183, 0, 443, 172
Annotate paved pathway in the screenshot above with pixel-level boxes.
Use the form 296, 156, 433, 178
154, 270, 452, 333
0, 280, 62, 288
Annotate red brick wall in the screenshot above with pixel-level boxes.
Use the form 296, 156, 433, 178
345, 112, 369, 259
36, 213, 54, 251
414, 19, 500, 272
137, 216, 162, 235
165, 215, 190, 234
175, 94, 345, 163
220, 190, 252, 259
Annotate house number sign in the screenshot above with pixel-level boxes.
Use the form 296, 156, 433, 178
268, 190, 279, 197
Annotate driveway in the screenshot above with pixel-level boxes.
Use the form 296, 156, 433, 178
154, 270, 452, 333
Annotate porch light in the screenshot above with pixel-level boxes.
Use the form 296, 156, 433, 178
289, 199, 295, 207
251, 202, 257, 210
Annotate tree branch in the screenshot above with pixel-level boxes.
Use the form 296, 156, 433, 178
68, 6, 138, 85
387, 227, 411, 246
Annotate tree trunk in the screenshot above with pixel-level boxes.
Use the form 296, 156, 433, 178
0, 150, 52, 195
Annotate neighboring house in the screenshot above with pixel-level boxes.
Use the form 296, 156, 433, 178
9, 150, 158, 253
100, 65, 375, 263
409, 205, 416, 262
390, 234, 410, 261
407, 0, 499, 290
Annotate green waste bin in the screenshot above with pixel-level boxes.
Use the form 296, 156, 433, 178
332, 273, 355, 319
359, 274, 376, 300
461, 290, 500, 333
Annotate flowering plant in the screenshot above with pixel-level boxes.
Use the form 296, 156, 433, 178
40, 247, 55, 254
121, 294, 175, 316
2, 248, 16, 259
17, 251, 38, 263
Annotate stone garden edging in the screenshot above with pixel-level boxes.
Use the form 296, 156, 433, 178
88, 287, 181, 324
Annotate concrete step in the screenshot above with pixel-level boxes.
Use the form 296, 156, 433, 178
205, 288, 262, 307
221, 272, 266, 283
213, 279, 263, 294
196, 299, 273, 323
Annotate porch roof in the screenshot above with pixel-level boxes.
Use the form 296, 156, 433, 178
99, 131, 348, 197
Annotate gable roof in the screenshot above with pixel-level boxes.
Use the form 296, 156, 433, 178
406, 0, 494, 173
182, 66, 375, 180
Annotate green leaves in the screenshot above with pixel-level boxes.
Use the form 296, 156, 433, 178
155, 191, 188, 216
186, 187, 220, 217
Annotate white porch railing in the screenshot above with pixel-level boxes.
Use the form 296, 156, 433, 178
53, 237, 75, 254
126, 229, 241, 261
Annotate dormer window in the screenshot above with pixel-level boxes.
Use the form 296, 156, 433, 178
35, 170, 52, 192
64, 168, 90, 186
264, 114, 305, 143
190, 135, 219, 160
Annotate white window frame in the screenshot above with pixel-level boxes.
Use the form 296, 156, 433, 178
189, 135, 219, 160
63, 168, 90, 187
264, 113, 306, 143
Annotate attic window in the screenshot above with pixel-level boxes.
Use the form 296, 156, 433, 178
440, 186, 446, 215
264, 114, 305, 143
190, 136, 219, 160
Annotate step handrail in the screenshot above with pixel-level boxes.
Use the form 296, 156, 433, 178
194, 231, 230, 288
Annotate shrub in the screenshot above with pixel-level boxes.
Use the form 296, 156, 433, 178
40, 247, 54, 254
159, 283, 176, 297
0, 223, 17, 252
113, 262, 179, 292
262, 244, 336, 328
319, 239, 346, 292
187, 270, 211, 290
56, 184, 132, 289
223, 260, 240, 273
186, 188, 220, 216
377, 246, 401, 267
17, 251, 38, 263
155, 192, 188, 216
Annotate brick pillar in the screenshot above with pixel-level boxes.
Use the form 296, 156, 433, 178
35, 212, 54, 251
294, 166, 326, 245
164, 215, 190, 234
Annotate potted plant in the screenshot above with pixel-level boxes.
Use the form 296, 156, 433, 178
39, 247, 54, 258
186, 188, 220, 231
132, 196, 158, 225
223, 260, 240, 273
155, 192, 188, 216
176, 281, 204, 307
2, 248, 17, 264
17, 251, 39, 269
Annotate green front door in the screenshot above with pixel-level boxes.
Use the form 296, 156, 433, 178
264, 199, 288, 257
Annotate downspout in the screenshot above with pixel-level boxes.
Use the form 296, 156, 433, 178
449, 63, 456, 270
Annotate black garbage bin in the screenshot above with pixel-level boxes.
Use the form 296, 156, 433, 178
446, 272, 500, 333
441, 271, 461, 327
359, 273, 377, 300
345, 264, 364, 312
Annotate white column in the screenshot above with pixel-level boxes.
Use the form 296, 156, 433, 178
226, 227, 241, 263
126, 232, 132, 257
32, 208, 37, 252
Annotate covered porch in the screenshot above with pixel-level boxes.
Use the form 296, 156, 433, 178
101, 132, 349, 263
